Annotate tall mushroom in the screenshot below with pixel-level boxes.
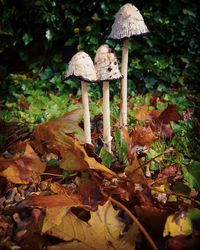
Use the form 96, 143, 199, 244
63, 51, 97, 144
108, 3, 149, 128
94, 44, 121, 153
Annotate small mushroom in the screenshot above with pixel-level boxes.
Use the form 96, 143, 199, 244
94, 44, 121, 153
108, 3, 149, 128
63, 51, 97, 144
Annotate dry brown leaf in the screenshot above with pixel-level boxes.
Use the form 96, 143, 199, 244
23, 194, 84, 208
34, 108, 85, 145
45, 200, 139, 250
156, 104, 182, 124
0, 142, 45, 184
135, 205, 169, 235
50, 181, 106, 211
42, 207, 68, 233
130, 124, 156, 148
125, 154, 147, 185
33, 109, 116, 177
74, 142, 115, 175
135, 104, 161, 122
60, 146, 89, 171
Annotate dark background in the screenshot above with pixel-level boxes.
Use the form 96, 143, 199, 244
0, 0, 199, 94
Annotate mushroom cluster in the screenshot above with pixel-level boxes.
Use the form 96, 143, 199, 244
62, 3, 149, 152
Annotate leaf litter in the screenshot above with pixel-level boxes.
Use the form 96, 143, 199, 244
0, 100, 200, 250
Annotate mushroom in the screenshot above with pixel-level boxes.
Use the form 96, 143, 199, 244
94, 44, 122, 153
108, 3, 149, 128
63, 51, 97, 144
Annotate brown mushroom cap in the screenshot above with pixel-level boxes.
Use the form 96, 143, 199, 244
64, 51, 97, 82
94, 44, 122, 81
108, 3, 149, 40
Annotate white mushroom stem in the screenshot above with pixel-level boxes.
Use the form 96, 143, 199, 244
120, 38, 129, 129
81, 81, 91, 144
103, 81, 112, 153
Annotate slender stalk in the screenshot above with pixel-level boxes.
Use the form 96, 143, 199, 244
81, 81, 91, 144
120, 38, 129, 128
103, 81, 112, 153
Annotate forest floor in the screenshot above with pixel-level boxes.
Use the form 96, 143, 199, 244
0, 79, 200, 250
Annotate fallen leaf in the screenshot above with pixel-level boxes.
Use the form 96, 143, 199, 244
60, 147, 89, 171
50, 181, 105, 211
72, 141, 116, 176
0, 142, 45, 184
157, 164, 183, 182
34, 111, 116, 177
23, 194, 84, 208
166, 230, 200, 250
78, 179, 106, 210
130, 124, 156, 148
46, 200, 139, 250
163, 212, 192, 237
156, 104, 182, 124
34, 108, 85, 144
42, 207, 68, 233
135, 205, 169, 235
135, 104, 161, 122
125, 154, 147, 185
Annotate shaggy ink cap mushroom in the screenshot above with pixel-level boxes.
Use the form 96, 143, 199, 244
94, 44, 122, 81
107, 3, 149, 129
63, 51, 97, 82
63, 51, 97, 145
108, 3, 150, 40
94, 44, 121, 153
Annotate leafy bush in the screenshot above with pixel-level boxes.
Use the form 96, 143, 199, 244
0, 0, 199, 97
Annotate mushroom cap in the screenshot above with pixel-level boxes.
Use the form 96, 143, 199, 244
108, 3, 150, 40
64, 51, 97, 82
94, 44, 122, 81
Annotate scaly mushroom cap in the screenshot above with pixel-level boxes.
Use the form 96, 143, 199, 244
64, 51, 97, 82
108, 3, 149, 40
94, 44, 122, 81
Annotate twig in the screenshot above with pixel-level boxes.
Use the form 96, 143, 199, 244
141, 147, 174, 168
110, 196, 158, 250
149, 186, 200, 206
101, 190, 158, 250
130, 147, 174, 175
40, 173, 63, 177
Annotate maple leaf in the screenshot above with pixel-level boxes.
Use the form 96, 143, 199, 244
45, 200, 139, 250
42, 206, 68, 233
33, 109, 116, 177
135, 104, 162, 122
50, 181, 106, 211
156, 104, 182, 125
130, 124, 156, 148
34, 108, 85, 146
0, 142, 45, 184
60, 140, 116, 176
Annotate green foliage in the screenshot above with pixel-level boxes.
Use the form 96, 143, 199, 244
171, 119, 200, 161
99, 147, 113, 168
182, 161, 200, 190
113, 129, 128, 165
0, 0, 199, 94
